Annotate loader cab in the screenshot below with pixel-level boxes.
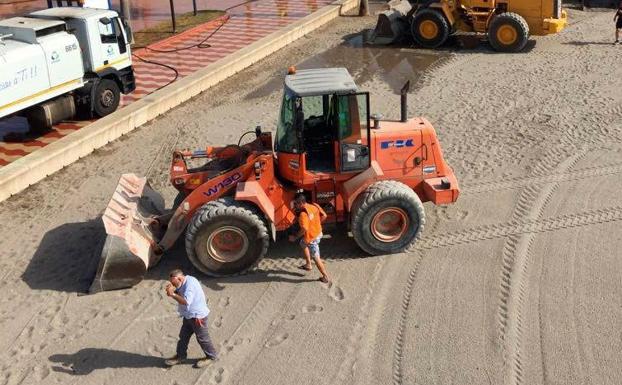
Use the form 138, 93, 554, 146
275, 68, 371, 186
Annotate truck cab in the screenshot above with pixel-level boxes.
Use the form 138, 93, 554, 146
0, 7, 134, 127
28, 7, 133, 90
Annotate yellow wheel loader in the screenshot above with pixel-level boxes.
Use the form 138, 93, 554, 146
373, 0, 567, 52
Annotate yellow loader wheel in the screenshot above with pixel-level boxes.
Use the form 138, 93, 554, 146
411, 9, 450, 49
488, 12, 530, 52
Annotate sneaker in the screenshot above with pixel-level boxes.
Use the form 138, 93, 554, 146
193, 357, 215, 368
164, 355, 184, 366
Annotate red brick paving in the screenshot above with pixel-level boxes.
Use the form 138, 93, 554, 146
0, 0, 334, 167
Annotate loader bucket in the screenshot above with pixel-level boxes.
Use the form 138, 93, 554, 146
89, 174, 165, 293
370, 0, 412, 45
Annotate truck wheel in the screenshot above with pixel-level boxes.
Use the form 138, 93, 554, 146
488, 12, 529, 52
411, 9, 450, 48
185, 198, 269, 276
93, 79, 121, 117
351, 180, 425, 255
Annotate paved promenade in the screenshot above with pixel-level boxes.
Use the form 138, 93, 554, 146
0, 0, 333, 166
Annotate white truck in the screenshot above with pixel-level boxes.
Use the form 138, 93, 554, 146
0, 7, 135, 130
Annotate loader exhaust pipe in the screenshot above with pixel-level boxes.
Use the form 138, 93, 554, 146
400, 81, 410, 123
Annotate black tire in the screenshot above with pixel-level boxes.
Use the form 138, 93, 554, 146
185, 198, 269, 276
93, 78, 121, 118
411, 8, 450, 48
351, 180, 425, 255
488, 12, 529, 52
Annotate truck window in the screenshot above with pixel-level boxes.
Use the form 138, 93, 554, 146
35, 24, 66, 38
113, 18, 127, 54
98, 19, 117, 44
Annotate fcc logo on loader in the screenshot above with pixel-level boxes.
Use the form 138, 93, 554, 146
381, 139, 414, 149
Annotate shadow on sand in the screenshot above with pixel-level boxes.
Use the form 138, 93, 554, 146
563, 40, 618, 46
23, 219, 368, 293
49, 348, 165, 375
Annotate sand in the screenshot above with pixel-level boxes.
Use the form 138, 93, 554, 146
0, 7, 621, 385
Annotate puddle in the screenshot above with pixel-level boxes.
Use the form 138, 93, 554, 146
246, 29, 449, 99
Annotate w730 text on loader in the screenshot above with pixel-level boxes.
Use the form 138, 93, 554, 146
89, 67, 460, 293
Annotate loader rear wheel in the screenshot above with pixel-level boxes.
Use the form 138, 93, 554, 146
411, 9, 450, 48
186, 198, 269, 276
351, 181, 425, 255
488, 12, 529, 52
93, 79, 121, 118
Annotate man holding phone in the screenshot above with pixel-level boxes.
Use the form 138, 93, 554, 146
164, 269, 218, 368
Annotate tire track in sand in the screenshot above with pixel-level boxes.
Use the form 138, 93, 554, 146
462, 161, 622, 195
496, 149, 584, 385
331, 256, 387, 385
496, 83, 622, 385
391, 252, 424, 385
414, 204, 622, 251
190, 281, 299, 385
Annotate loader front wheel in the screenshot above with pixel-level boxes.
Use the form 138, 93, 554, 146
186, 199, 269, 276
93, 79, 121, 117
411, 9, 450, 49
488, 12, 529, 52
351, 181, 425, 255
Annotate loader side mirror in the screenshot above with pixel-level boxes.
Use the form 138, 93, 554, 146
255, 125, 262, 137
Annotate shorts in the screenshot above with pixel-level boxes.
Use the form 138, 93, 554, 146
300, 234, 322, 257
617, 19, 622, 29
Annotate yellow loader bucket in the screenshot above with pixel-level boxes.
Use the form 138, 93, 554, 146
89, 174, 165, 293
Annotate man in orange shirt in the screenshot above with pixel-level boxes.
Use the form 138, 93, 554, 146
288, 193, 330, 283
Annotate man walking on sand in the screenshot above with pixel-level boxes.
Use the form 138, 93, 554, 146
288, 193, 331, 283
615, 2, 622, 44
164, 269, 217, 368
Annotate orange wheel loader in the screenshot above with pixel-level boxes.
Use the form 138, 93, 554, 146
89, 67, 460, 293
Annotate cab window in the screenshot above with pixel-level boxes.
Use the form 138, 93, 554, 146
276, 93, 300, 153
98, 18, 117, 44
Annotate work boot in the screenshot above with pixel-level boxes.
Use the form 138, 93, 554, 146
193, 356, 215, 368
164, 355, 183, 366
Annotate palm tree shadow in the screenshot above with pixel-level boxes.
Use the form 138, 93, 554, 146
49, 348, 165, 375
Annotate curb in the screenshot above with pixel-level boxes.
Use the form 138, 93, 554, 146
0, 0, 359, 203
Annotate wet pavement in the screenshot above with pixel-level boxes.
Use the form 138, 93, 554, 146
246, 29, 448, 99
0, 0, 312, 30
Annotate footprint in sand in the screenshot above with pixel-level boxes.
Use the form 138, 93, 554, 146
213, 316, 223, 328
210, 367, 225, 384
328, 284, 345, 302
218, 297, 230, 308
264, 333, 289, 347
438, 206, 469, 222
34, 365, 51, 381
302, 305, 323, 313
